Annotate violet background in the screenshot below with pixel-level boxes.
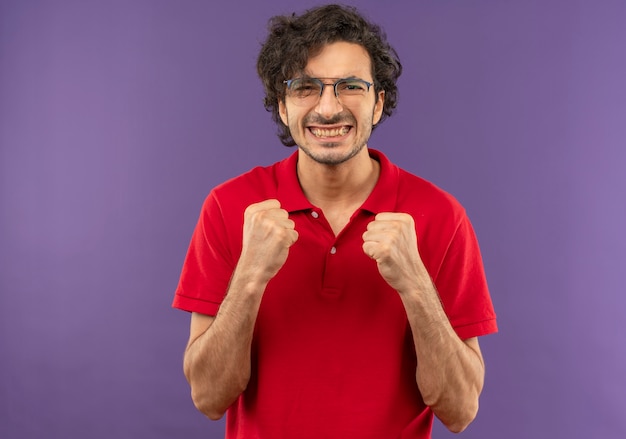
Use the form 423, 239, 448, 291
1, 0, 625, 438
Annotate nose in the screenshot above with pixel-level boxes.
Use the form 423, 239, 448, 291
314, 84, 344, 119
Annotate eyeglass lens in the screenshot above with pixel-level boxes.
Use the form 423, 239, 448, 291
286, 78, 370, 104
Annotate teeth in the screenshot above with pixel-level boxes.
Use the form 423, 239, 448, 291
311, 127, 349, 137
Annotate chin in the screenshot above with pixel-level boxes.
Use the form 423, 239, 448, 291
300, 142, 366, 166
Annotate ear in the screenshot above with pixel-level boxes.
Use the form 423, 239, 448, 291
372, 90, 385, 126
278, 100, 288, 126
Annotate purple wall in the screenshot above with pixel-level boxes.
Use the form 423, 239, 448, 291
1, 1, 625, 438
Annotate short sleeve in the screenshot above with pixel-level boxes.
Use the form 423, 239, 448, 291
172, 192, 239, 315
434, 215, 498, 340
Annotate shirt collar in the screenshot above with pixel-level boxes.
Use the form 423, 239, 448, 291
276, 148, 399, 214
360, 148, 399, 214
276, 151, 314, 213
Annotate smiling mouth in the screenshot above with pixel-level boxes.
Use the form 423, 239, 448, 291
309, 126, 351, 138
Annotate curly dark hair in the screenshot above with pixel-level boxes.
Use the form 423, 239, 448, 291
257, 4, 403, 146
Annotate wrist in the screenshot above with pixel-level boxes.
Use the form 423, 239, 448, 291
230, 264, 271, 296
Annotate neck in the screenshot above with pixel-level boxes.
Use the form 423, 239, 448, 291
297, 147, 380, 211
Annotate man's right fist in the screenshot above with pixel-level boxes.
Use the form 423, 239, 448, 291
239, 199, 299, 283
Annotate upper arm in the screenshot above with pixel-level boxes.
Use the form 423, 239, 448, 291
186, 312, 216, 350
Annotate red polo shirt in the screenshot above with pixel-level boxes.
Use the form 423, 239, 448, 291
173, 149, 497, 439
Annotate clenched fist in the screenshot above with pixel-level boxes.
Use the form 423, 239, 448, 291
239, 199, 299, 284
362, 212, 430, 294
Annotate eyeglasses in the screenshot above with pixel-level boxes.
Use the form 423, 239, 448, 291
283, 77, 373, 106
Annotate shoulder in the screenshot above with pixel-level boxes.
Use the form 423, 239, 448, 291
398, 169, 468, 241
214, 163, 278, 198
205, 157, 287, 213
397, 168, 465, 217
373, 149, 466, 224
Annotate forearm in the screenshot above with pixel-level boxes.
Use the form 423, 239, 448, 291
183, 271, 267, 420
399, 283, 484, 433
182, 199, 298, 420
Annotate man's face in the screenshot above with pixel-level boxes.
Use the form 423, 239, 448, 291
278, 41, 385, 166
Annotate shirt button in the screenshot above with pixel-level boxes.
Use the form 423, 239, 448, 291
311, 211, 319, 219
330, 246, 337, 255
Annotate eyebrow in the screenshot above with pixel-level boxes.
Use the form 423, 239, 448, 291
299, 75, 368, 81
301, 70, 364, 79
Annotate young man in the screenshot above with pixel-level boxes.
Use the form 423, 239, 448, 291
173, 5, 497, 438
